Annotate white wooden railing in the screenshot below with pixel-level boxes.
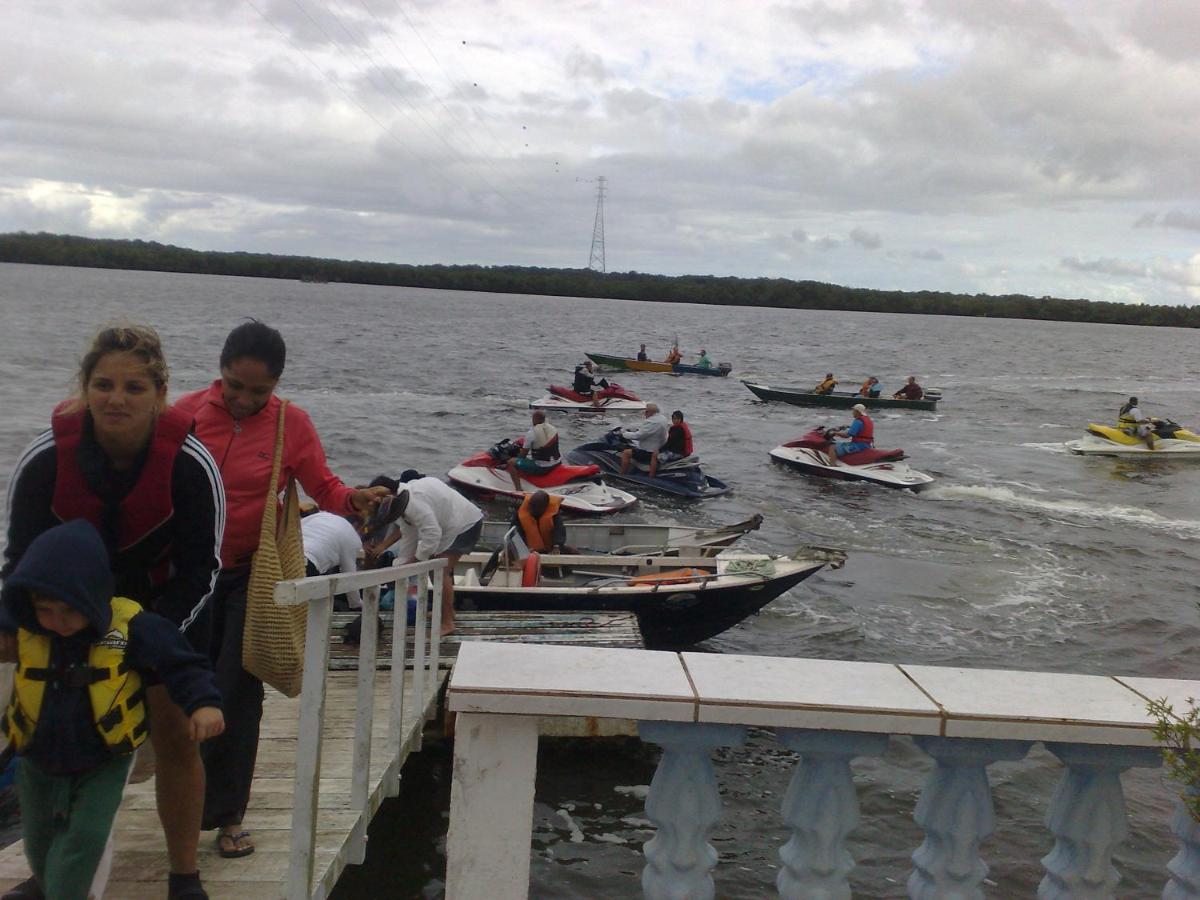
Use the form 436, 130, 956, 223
273, 558, 447, 900
445, 642, 1200, 899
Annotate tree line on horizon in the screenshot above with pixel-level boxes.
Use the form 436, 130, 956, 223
1, 230, 1196, 328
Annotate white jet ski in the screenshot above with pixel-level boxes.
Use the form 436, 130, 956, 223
769, 427, 935, 490
529, 382, 647, 412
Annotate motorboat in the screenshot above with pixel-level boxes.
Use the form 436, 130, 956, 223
530, 382, 647, 412
478, 513, 765, 556
743, 380, 941, 411
1065, 420, 1200, 457
769, 427, 935, 490
453, 542, 846, 647
585, 351, 732, 377
566, 429, 731, 498
448, 438, 638, 513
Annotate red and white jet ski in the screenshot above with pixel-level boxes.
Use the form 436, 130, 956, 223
769, 427, 934, 490
530, 383, 647, 412
447, 437, 639, 513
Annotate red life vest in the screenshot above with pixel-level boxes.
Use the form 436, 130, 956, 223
668, 422, 693, 456
51, 407, 192, 554
854, 415, 874, 445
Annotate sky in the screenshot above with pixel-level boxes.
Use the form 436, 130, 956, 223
3, 0, 1200, 305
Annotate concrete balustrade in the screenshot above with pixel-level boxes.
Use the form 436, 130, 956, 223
445, 642, 1200, 899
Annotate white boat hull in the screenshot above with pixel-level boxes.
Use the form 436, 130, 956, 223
447, 464, 638, 513
769, 445, 935, 490
1064, 436, 1200, 457
529, 395, 647, 412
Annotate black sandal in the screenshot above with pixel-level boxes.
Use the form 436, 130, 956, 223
216, 830, 255, 859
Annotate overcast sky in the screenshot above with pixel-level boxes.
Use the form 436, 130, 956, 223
3, 0, 1199, 304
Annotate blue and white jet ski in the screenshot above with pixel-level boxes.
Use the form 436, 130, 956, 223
565, 429, 731, 499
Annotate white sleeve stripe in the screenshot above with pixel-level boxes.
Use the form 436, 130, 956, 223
178, 436, 226, 633
5, 430, 54, 535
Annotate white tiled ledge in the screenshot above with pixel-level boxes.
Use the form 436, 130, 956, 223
448, 642, 1199, 747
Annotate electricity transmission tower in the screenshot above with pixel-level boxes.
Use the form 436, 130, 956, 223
586, 176, 607, 272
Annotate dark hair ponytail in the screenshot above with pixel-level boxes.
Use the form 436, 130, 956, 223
220, 320, 287, 378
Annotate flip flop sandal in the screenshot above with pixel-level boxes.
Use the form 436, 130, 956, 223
216, 830, 255, 859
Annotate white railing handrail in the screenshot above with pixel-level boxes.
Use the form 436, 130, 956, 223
276, 558, 448, 900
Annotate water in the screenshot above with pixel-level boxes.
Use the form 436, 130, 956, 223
1, 262, 1197, 895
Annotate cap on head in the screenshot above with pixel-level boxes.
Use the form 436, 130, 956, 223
852, 403, 867, 414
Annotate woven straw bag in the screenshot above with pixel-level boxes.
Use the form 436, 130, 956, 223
242, 399, 308, 698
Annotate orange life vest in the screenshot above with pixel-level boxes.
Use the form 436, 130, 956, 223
517, 494, 562, 552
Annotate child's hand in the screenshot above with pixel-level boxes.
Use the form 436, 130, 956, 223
189, 707, 225, 742
0, 632, 16, 664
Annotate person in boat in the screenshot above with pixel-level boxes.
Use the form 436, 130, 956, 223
893, 375, 924, 401
636, 344, 648, 361
363, 476, 484, 636
651, 410, 694, 477
665, 346, 682, 365
1118, 397, 1155, 449
813, 373, 838, 395
572, 361, 607, 407
826, 403, 874, 467
857, 376, 881, 398
0, 521, 225, 900
618, 403, 670, 475
506, 410, 560, 490
696, 349, 713, 369
510, 491, 575, 554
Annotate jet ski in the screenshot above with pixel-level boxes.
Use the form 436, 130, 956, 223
769, 427, 934, 490
565, 429, 731, 499
1065, 419, 1200, 457
448, 438, 639, 513
530, 382, 647, 412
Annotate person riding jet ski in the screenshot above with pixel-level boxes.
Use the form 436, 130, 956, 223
1118, 396, 1155, 449
573, 361, 608, 407
826, 404, 874, 466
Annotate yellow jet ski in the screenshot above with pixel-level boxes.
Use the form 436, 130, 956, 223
1065, 418, 1200, 457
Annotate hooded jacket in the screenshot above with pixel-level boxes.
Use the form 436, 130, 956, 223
1, 521, 222, 774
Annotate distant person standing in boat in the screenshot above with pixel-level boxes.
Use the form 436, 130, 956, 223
857, 376, 881, 398
1, 323, 225, 900
506, 410, 560, 490
813, 373, 838, 395
696, 349, 713, 369
827, 404, 874, 467
893, 375, 924, 401
618, 403, 670, 475
572, 361, 607, 407
1118, 397, 1155, 448
665, 346, 682, 365
173, 320, 388, 862
636, 344, 649, 361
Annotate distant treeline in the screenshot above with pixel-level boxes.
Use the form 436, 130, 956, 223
2, 231, 1196, 328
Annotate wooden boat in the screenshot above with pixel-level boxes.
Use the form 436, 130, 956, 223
742, 380, 941, 411
452, 545, 845, 647
586, 352, 732, 377
478, 513, 764, 556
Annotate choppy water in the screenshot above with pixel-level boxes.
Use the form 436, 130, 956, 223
1, 262, 1197, 896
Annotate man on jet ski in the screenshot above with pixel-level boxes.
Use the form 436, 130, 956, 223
573, 360, 608, 407
1118, 396, 1155, 449
827, 403, 874, 466
506, 410, 561, 489
618, 403, 670, 475
653, 410, 694, 477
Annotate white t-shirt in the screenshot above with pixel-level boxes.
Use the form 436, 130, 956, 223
301, 511, 364, 608
384, 477, 483, 562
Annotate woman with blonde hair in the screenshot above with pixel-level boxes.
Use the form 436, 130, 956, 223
2, 324, 226, 900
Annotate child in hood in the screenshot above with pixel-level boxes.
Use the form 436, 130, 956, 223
0, 520, 223, 900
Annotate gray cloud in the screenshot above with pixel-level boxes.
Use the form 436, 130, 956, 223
1061, 257, 1148, 278
1160, 209, 1200, 232
850, 227, 882, 250
912, 249, 944, 261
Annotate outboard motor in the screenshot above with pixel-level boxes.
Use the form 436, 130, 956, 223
923, 387, 943, 402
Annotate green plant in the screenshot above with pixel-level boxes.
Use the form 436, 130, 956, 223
1149, 696, 1200, 822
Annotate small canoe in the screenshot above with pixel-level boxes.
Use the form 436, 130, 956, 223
586, 352, 732, 377
742, 381, 941, 411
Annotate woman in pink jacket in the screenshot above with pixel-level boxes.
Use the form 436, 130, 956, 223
174, 321, 386, 859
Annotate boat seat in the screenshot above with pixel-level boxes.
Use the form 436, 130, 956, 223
456, 568, 481, 588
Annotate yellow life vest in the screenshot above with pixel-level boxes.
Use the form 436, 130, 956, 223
3, 596, 149, 754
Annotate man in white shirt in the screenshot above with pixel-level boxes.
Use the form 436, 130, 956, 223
300, 510, 365, 609
507, 410, 560, 489
364, 477, 484, 635
618, 403, 670, 474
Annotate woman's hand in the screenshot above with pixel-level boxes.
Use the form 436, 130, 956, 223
190, 707, 226, 742
349, 486, 392, 515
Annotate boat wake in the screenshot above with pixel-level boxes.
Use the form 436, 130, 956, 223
922, 483, 1200, 538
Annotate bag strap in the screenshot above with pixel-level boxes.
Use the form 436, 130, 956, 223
257, 399, 290, 545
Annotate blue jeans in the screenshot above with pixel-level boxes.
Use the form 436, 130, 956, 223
835, 441, 871, 457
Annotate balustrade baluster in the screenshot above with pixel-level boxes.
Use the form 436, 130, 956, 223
1039, 743, 1161, 899
908, 736, 1032, 899
1166, 787, 1200, 900
638, 721, 747, 900
775, 729, 888, 900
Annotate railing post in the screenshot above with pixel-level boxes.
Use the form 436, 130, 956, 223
908, 736, 1032, 899
429, 564, 443, 710
411, 573, 427, 741
385, 574, 409, 798
638, 720, 747, 900
445, 712, 539, 900
775, 729, 889, 900
1039, 742, 1161, 899
284, 587, 334, 900
346, 584, 380, 865
1166, 787, 1200, 900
